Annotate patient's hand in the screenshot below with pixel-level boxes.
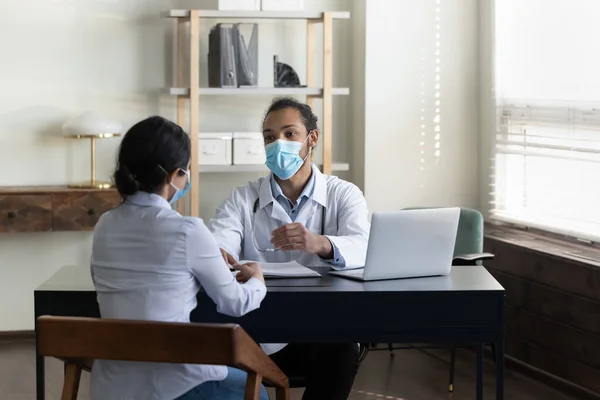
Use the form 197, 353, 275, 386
234, 262, 265, 284
220, 248, 238, 266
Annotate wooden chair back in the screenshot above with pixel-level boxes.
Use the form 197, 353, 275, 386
37, 316, 289, 400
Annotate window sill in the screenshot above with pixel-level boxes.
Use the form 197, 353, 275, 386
485, 222, 600, 269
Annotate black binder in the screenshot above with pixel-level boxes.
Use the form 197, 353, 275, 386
208, 23, 258, 88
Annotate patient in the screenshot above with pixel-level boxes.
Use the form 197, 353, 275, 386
89, 116, 268, 400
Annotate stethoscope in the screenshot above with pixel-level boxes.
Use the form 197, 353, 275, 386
251, 198, 326, 252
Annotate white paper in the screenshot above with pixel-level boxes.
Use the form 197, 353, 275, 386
260, 343, 287, 355
239, 260, 321, 278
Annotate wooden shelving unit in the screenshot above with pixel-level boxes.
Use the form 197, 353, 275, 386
199, 163, 349, 173
164, 87, 350, 96
162, 10, 350, 19
164, 9, 350, 217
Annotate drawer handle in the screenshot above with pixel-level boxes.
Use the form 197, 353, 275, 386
247, 146, 263, 155
7, 211, 16, 219
87, 209, 96, 216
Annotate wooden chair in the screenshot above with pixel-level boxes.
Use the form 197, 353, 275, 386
36, 316, 289, 400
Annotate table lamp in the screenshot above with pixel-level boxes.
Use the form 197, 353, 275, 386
62, 111, 122, 189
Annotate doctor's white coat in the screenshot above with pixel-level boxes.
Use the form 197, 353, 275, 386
209, 165, 369, 269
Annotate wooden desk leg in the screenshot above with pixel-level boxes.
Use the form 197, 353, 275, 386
495, 338, 505, 400
36, 346, 45, 400
476, 342, 484, 400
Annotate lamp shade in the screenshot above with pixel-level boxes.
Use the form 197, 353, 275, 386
62, 111, 122, 137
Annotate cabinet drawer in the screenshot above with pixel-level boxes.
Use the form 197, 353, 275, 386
233, 132, 265, 165
199, 133, 233, 165
53, 192, 120, 231
0, 195, 52, 233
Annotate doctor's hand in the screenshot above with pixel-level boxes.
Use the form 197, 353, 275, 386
271, 223, 334, 258
234, 262, 265, 284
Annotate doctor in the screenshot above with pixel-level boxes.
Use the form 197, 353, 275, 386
209, 97, 370, 400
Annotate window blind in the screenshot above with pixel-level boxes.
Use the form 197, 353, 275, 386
491, 0, 600, 242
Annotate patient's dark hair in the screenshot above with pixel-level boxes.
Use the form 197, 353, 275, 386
113, 116, 190, 198
263, 97, 319, 133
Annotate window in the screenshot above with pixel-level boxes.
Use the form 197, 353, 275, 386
491, 0, 600, 242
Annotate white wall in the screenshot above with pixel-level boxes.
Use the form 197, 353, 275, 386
350, 0, 366, 191
357, 0, 480, 213
478, 0, 494, 217
0, 0, 353, 331
0, 0, 481, 331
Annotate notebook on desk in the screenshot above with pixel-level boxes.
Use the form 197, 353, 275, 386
233, 260, 322, 278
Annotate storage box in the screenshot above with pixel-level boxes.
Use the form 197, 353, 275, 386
199, 133, 233, 165
233, 132, 265, 165
261, 0, 303, 11
218, 0, 260, 11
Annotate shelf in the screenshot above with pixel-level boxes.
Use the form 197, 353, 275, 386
167, 6, 349, 217
0, 186, 116, 195
199, 163, 350, 173
164, 87, 350, 96
0, 187, 119, 233
162, 10, 350, 20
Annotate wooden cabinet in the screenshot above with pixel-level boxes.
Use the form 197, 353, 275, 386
53, 192, 118, 231
0, 187, 120, 233
0, 195, 53, 233
485, 225, 600, 395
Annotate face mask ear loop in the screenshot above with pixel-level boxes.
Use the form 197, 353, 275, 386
302, 131, 313, 163
157, 164, 175, 185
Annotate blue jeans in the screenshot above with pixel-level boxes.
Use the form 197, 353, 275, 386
175, 367, 269, 400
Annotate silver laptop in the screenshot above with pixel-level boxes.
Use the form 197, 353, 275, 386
329, 208, 460, 281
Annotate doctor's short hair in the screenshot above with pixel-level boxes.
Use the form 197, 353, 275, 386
113, 116, 191, 198
264, 97, 319, 134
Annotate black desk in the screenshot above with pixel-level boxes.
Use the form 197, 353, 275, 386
34, 265, 505, 400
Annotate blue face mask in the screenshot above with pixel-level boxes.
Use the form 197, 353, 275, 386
169, 169, 190, 204
265, 136, 311, 180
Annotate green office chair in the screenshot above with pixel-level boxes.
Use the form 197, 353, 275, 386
443, 207, 493, 265
374, 207, 494, 392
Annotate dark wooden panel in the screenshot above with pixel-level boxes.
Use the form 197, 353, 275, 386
503, 352, 600, 400
52, 192, 119, 231
506, 336, 600, 394
485, 228, 600, 395
489, 270, 600, 336
0, 195, 52, 233
505, 305, 600, 369
485, 238, 600, 302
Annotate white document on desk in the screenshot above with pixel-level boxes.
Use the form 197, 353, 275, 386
239, 260, 321, 278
